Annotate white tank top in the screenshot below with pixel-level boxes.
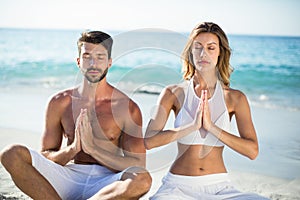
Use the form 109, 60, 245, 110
174, 79, 230, 146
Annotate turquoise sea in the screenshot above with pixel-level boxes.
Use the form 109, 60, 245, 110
0, 28, 299, 111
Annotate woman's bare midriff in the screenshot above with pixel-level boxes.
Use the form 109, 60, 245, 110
170, 143, 227, 176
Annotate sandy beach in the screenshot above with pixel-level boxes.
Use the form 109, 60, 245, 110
0, 127, 300, 200
0, 91, 300, 199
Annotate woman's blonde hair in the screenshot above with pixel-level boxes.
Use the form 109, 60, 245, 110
181, 22, 233, 86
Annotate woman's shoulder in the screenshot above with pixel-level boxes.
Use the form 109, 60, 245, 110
163, 81, 188, 98
158, 81, 188, 109
227, 87, 247, 99
224, 86, 249, 110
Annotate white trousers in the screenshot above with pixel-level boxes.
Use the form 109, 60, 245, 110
150, 172, 269, 200
30, 149, 125, 200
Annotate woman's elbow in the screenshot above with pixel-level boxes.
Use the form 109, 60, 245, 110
144, 130, 159, 150
248, 143, 259, 160
144, 138, 154, 150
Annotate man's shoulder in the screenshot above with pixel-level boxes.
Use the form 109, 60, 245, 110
110, 86, 141, 112
47, 87, 76, 105
111, 87, 129, 98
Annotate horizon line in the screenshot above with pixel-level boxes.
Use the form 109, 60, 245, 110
1, 26, 300, 38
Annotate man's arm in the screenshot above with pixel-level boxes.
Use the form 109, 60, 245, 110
41, 93, 81, 166
121, 100, 145, 167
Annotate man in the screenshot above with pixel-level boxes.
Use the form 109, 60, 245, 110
0, 31, 152, 200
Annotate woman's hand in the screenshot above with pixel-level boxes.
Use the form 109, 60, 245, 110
193, 90, 205, 131
202, 90, 213, 133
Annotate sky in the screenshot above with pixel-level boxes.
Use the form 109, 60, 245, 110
0, 0, 299, 36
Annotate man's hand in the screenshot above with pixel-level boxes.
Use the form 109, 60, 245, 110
70, 110, 83, 154
77, 109, 94, 155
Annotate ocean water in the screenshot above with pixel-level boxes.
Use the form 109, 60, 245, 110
0, 28, 300, 182
0, 28, 299, 110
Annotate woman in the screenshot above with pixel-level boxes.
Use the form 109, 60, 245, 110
145, 22, 269, 199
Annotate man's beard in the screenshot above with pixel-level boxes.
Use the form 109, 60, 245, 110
84, 68, 108, 83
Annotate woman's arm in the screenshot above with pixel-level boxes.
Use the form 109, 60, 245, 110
204, 90, 259, 160
144, 86, 204, 150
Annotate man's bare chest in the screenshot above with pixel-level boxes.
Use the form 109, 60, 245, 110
61, 100, 125, 143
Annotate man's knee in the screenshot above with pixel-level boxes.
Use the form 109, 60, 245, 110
122, 166, 152, 194
0, 144, 31, 170
135, 170, 152, 193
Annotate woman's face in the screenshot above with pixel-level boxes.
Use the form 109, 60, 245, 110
191, 32, 220, 72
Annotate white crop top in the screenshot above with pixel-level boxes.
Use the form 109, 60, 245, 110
174, 79, 230, 146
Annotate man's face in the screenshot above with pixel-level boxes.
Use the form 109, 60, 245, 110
77, 42, 112, 83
